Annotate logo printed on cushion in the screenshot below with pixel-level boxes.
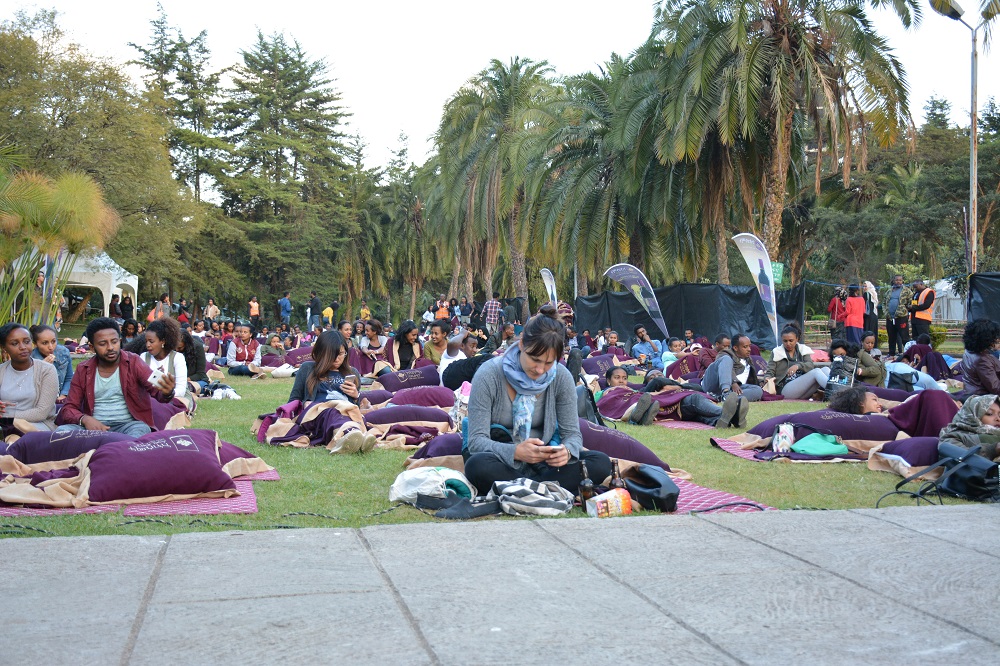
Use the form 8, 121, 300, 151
129, 440, 172, 452
170, 435, 198, 451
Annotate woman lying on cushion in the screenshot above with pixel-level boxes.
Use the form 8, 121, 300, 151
829, 339, 929, 400
288, 330, 361, 404
939, 394, 1000, 461
597, 367, 741, 428
827, 385, 959, 438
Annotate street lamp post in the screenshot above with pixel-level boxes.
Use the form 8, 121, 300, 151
930, 0, 998, 274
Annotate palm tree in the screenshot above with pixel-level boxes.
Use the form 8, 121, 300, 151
435, 57, 555, 320
654, 0, 916, 257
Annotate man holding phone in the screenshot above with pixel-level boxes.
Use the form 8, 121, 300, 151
56, 318, 176, 437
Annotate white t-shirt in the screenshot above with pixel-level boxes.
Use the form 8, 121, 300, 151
437, 350, 466, 384
735, 363, 751, 385
142, 351, 188, 398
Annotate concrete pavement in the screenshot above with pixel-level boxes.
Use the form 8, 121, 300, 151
2, 504, 999, 665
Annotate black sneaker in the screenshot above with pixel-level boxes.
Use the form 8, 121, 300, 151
630, 393, 654, 425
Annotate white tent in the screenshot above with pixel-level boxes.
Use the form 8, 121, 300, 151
64, 252, 138, 316
932, 279, 965, 322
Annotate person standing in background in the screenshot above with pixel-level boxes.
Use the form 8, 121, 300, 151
308, 292, 322, 330
908, 279, 935, 341
844, 286, 866, 346
120, 294, 134, 321
278, 292, 292, 325
248, 296, 261, 330
881, 275, 911, 356
203, 298, 220, 325
359, 299, 371, 322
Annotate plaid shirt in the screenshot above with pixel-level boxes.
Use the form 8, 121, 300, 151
481, 298, 502, 324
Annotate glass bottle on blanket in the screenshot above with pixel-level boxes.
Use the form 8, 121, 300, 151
609, 459, 626, 490
578, 460, 595, 505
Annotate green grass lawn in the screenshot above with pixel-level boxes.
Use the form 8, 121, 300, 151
1, 376, 965, 539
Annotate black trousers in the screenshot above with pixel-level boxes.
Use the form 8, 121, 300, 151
887, 317, 909, 355
911, 318, 931, 341
463, 449, 612, 495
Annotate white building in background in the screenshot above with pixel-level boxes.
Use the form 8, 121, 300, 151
932, 279, 965, 322
65, 252, 139, 317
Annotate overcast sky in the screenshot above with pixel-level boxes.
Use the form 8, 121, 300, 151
12, 1, 1000, 168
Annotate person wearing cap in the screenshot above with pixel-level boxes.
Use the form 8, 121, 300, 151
908, 279, 935, 341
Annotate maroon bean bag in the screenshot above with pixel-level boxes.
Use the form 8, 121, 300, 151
887, 390, 960, 437
363, 405, 452, 428
581, 354, 618, 377
375, 364, 440, 392
878, 437, 941, 467
411, 433, 463, 459
748, 409, 901, 444
285, 347, 313, 366
150, 398, 189, 431
578, 418, 670, 471
389, 386, 455, 409
361, 389, 394, 406
5, 430, 133, 464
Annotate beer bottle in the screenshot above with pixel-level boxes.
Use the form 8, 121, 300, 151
610, 459, 626, 489
578, 460, 595, 505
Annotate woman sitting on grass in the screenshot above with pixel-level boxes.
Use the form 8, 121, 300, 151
464, 304, 612, 492
29, 324, 73, 403
289, 331, 361, 404
0, 323, 58, 431
763, 324, 830, 400
178, 328, 208, 394
388, 320, 422, 371
142, 317, 188, 399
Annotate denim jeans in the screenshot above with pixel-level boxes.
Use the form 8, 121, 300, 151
57, 421, 151, 437
680, 393, 722, 425
702, 355, 764, 401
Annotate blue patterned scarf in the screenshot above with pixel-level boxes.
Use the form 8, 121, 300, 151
502, 342, 558, 443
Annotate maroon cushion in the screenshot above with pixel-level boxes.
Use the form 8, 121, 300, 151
412, 433, 463, 459
580, 354, 617, 377
286, 347, 312, 365
879, 437, 940, 467
260, 353, 284, 368
390, 386, 455, 409
219, 440, 256, 466
150, 398, 187, 430
578, 418, 670, 471
376, 365, 440, 392
86, 429, 235, 503
364, 405, 452, 428
6, 430, 133, 464
748, 409, 900, 442
362, 389, 394, 406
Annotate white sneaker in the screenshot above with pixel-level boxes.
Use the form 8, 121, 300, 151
330, 430, 363, 454
360, 433, 377, 453
271, 364, 295, 378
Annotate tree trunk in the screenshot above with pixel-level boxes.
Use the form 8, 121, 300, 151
66, 293, 92, 323
762, 110, 795, 257
715, 225, 730, 284
409, 280, 417, 321
448, 248, 461, 299
628, 227, 644, 271
575, 263, 589, 297
463, 267, 475, 307
507, 213, 529, 321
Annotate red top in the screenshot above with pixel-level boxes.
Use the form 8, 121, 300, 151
57, 351, 173, 428
827, 296, 847, 323
845, 296, 866, 328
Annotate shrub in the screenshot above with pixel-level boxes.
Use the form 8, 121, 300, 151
930, 325, 948, 349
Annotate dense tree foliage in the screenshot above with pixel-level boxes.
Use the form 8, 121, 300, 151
2, 3, 998, 323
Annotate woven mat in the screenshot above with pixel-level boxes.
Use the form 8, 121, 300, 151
656, 420, 713, 431
674, 478, 774, 513
0, 504, 121, 517
122, 480, 258, 517
710, 437, 762, 461
238, 469, 281, 481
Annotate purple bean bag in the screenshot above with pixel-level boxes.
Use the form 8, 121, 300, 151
86, 429, 236, 503
362, 389, 394, 406
260, 353, 286, 368
375, 365, 440, 392
887, 390, 960, 437
748, 409, 901, 443
150, 398, 189, 430
878, 437, 941, 467
285, 347, 313, 366
581, 354, 618, 377
389, 386, 455, 409
861, 384, 913, 402
578, 418, 671, 471
411, 433, 463, 459
5, 430, 133, 464
206, 338, 221, 355
364, 405, 452, 428
219, 440, 257, 466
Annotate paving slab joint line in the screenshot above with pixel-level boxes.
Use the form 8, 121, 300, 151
692, 513, 1000, 648
119, 535, 171, 666
846, 508, 1000, 561
356, 528, 441, 666
532, 521, 748, 666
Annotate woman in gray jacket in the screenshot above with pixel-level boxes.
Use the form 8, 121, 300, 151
464, 304, 612, 492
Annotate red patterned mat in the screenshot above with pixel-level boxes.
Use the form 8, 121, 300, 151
122, 480, 258, 517
656, 420, 713, 430
238, 468, 280, 481
0, 504, 121, 517
710, 437, 762, 461
674, 478, 774, 512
